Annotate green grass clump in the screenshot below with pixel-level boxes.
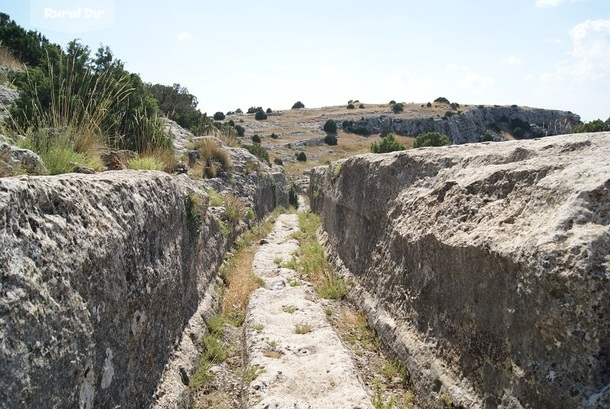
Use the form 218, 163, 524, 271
128, 154, 165, 170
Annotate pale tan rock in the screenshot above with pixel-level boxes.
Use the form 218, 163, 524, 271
310, 132, 610, 409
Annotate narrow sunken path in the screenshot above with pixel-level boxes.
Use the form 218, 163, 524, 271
243, 211, 373, 409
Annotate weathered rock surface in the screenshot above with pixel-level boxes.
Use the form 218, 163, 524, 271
309, 132, 610, 408
0, 166, 287, 407
0, 142, 47, 176
341, 106, 580, 144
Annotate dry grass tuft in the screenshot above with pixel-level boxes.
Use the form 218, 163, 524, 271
0, 47, 24, 69
192, 138, 232, 178
223, 192, 247, 224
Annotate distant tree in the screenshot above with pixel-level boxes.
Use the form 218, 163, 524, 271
255, 110, 267, 120
235, 108, 243, 114
413, 131, 452, 148
359, 104, 366, 109
371, 134, 405, 153
243, 143, 269, 164
323, 119, 337, 134
389, 100, 396, 105
270, 132, 279, 139
426, 102, 432, 107
392, 103, 404, 113
235, 124, 245, 137
251, 134, 261, 143
214, 111, 225, 120
347, 103, 355, 109
296, 151, 307, 161
274, 157, 283, 165
572, 118, 610, 133
434, 97, 451, 104
266, 108, 272, 113
292, 101, 305, 109
324, 134, 338, 145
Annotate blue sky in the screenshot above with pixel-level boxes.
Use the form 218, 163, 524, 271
2, 0, 609, 121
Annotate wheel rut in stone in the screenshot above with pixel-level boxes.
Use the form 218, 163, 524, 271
244, 213, 373, 409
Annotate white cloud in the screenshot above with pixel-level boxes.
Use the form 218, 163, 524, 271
176, 32, 193, 41
445, 63, 469, 72
384, 70, 434, 90
503, 56, 522, 65
535, 0, 584, 8
542, 17, 610, 84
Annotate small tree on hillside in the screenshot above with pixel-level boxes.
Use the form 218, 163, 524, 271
323, 119, 337, 134
371, 134, 405, 153
251, 134, 261, 143
324, 134, 338, 145
296, 151, 307, 161
391, 103, 404, 113
413, 131, 452, 148
255, 110, 267, 120
213, 111, 225, 120
292, 101, 305, 109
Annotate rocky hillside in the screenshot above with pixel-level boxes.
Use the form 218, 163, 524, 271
0, 154, 288, 407
309, 132, 610, 408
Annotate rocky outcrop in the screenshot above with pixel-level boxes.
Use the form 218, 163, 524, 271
0, 166, 287, 407
341, 105, 580, 144
0, 141, 47, 176
309, 133, 610, 408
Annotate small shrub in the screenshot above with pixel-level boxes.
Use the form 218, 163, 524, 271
324, 134, 338, 146
193, 138, 232, 178
296, 151, 307, 162
371, 134, 406, 153
292, 101, 305, 109
342, 120, 353, 129
247, 106, 262, 114
413, 131, 452, 148
347, 103, 355, 109
184, 191, 205, 237
359, 104, 365, 109
391, 103, 404, 113
235, 108, 243, 114
389, 100, 396, 105
255, 110, 267, 120
213, 111, 225, 120
251, 134, 261, 143
323, 119, 337, 134
434, 97, 450, 104
235, 125, 245, 137
273, 157, 283, 166
266, 108, 272, 113
243, 143, 269, 165
450, 102, 460, 110
426, 102, 432, 107
270, 132, 279, 139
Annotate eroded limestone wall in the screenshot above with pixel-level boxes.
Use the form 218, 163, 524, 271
0, 169, 285, 408
310, 133, 610, 408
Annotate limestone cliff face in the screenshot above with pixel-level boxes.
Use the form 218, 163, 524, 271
0, 169, 286, 408
344, 106, 579, 143
310, 133, 610, 408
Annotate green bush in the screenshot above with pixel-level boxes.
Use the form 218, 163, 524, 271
235, 125, 245, 137
370, 134, 405, 153
573, 118, 610, 133
323, 119, 337, 134
342, 120, 353, 129
292, 101, 305, 109
247, 106, 262, 114
243, 143, 269, 165
359, 104, 365, 109
273, 157, 283, 166
251, 134, 261, 143
347, 103, 355, 109
389, 100, 396, 105
255, 110, 267, 120
270, 132, 279, 139
266, 108, 272, 113
391, 103, 404, 113
213, 111, 225, 120
324, 134, 338, 145
434, 97, 450, 104
296, 152, 307, 162
426, 102, 432, 108
413, 131, 452, 148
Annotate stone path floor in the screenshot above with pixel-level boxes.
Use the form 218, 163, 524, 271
244, 213, 373, 409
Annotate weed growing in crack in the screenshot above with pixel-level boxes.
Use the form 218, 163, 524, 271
283, 305, 297, 314
243, 365, 266, 382
252, 323, 265, 332
294, 323, 313, 334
